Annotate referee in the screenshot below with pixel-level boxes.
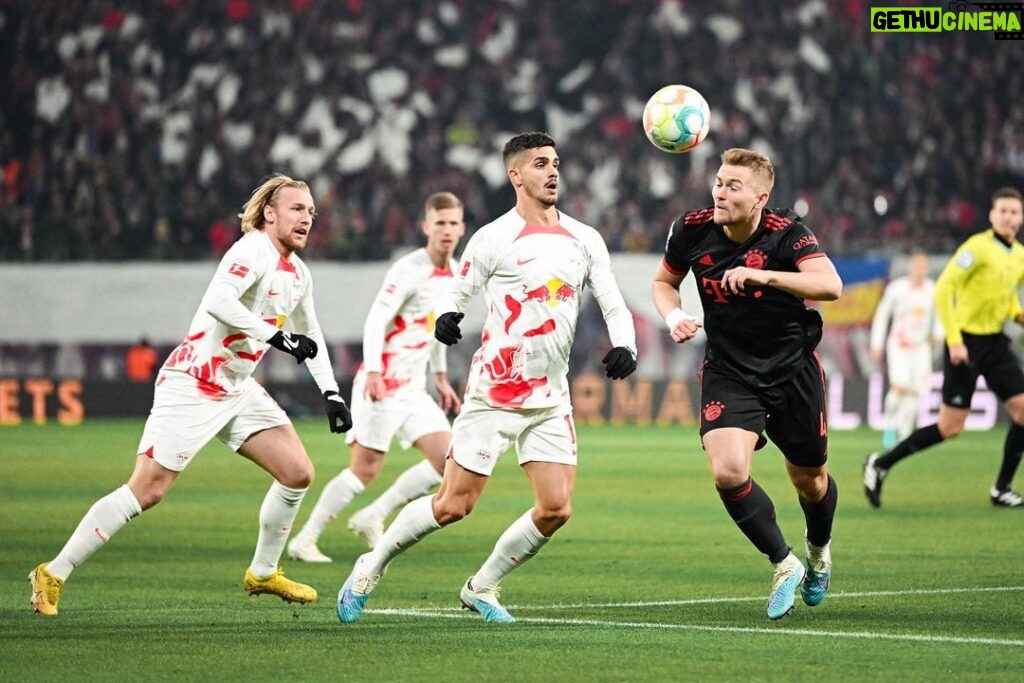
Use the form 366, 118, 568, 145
864, 188, 1024, 508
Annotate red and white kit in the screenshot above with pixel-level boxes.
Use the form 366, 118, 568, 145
349, 248, 454, 451
435, 209, 636, 474
869, 275, 940, 389
140, 229, 338, 470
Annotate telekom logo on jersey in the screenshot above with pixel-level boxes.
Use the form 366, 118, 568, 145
701, 277, 763, 304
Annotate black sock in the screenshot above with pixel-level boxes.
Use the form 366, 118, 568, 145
717, 478, 789, 564
876, 424, 943, 470
996, 423, 1024, 491
799, 475, 837, 548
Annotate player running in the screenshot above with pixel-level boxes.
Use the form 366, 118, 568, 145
287, 192, 465, 561
29, 175, 351, 616
336, 131, 637, 624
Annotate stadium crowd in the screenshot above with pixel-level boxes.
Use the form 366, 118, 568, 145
0, 0, 1021, 262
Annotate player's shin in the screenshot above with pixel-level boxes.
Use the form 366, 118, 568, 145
471, 509, 549, 591
365, 494, 442, 573
717, 478, 789, 563
294, 469, 364, 543
47, 484, 143, 580
362, 460, 443, 520
798, 475, 837, 548
250, 481, 307, 577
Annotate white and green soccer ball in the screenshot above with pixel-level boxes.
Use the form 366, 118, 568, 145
642, 84, 711, 154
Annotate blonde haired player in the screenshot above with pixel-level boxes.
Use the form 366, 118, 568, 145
287, 192, 465, 562
869, 250, 942, 448
29, 175, 352, 616
337, 132, 637, 624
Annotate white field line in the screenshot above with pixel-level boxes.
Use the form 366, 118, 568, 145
358, 585, 1024, 647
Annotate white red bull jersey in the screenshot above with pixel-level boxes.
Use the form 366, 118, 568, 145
869, 276, 941, 353
359, 247, 453, 397
161, 229, 338, 398
436, 208, 636, 409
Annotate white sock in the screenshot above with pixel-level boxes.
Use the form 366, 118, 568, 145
294, 468, 364, 543
47, 484, 142, 581
471, 509, 549, 591
896, 393, 919, 439
358, 460, 443, 521
883, 390, 900, 431
249, 481, 307, 578
365, 495, 440, 574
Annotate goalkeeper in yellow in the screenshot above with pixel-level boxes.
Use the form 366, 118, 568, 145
864, 188, 1024, 508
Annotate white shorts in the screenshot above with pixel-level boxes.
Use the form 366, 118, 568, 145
886, 344, 933, 392
137, 372, 290, 471
346, 381, 451, 452
448, 398, 577, 476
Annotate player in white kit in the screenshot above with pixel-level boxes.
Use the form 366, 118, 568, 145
29, 176, 352, 616
869, 250, 941, 448
336, 132, 638, 624
287, 192, 465, 562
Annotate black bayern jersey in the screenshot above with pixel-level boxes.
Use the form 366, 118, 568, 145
663, 207, 826, 388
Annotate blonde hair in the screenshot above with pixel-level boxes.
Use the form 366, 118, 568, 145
721, 148, 775, 194
238, 175, 310, 234
424, 191, 463, 216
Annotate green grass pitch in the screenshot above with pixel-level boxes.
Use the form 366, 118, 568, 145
2, 420, 1022, 681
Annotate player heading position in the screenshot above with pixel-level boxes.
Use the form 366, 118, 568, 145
652, 148, 842, 620
336, 131, 637, 624
29, 175, 352, 616
869, 250, 941, 448
864, 188, 1024, 508
288, 192, 465, 562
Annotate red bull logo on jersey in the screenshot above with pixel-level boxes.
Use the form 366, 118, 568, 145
521, 278, 576, 308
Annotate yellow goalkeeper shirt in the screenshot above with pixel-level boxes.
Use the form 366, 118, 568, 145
934, 229, 1024, 346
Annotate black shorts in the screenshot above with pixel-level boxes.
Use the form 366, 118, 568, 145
942, 332, 1024, 407
699, 354, 828, 468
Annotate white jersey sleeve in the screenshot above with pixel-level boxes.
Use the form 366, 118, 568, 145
289, 276, 340, 395
161, 230, 337, 396
580, 228, 637, 354
360, 248, 455, 397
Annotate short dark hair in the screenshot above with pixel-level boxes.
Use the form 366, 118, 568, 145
502, 132, 556, 168
992, 187, 1024, 206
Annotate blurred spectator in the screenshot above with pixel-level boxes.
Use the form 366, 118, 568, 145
0, 0, 1020, 263
125, 337, 158, 382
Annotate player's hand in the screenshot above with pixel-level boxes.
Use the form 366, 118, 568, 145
268, 331, 318, 364
365, 371, 386, 402
948, 343, 969, 366
434, 312, 464, 346
664, 308, 702, 344
721, 266, 766, 294
602, 347, 637, 380
323, 391, 353, 433
435, 376, 462, 415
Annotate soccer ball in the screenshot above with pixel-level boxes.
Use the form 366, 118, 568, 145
642, 85, 711, 153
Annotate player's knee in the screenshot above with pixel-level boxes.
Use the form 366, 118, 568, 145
433, 496, 474, 525
281, 462, 315, 489
535, 503, 572, 531
937, 420, 965, 439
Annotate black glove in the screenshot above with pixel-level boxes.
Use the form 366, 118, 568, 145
434, 312, 464, 346
602, 347, 637, 380
268, 331, 318, 364
324, 391, 353, 433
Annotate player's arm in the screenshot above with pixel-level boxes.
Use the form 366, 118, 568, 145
868, 282, 896, 363
434, 231, 492, 346
653, 261, 702, 344
653, 216, 702, 344
933, 246, 973, 364
291, 282, 352, 433
585, 231, 636, 379
722, 254, 842, 301
203, 256, 282, 343
427, 337, 460, 412
1011, 268, 1024, 326
362, 266, 410, 401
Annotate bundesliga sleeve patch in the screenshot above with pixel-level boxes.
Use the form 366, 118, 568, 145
956, 251, 974, 269
228, 262, 250, 278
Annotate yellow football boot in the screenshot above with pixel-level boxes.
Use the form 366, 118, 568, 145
243, 567, 317, 604
29, 563, 64, 616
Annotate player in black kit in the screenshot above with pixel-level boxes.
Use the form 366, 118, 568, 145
652, 148, 843, 620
